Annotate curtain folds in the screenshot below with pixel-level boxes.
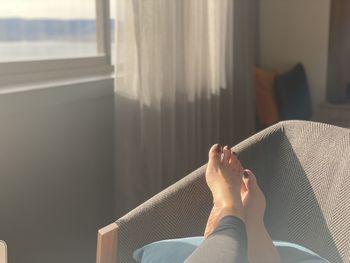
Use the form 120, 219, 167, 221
116, 0, 231, 105
114, 0, 257, 217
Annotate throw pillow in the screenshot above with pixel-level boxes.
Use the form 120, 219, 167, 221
274, 63, 312, 120
255, 67, 280, 127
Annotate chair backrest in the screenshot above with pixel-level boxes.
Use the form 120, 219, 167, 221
111, 121, 349, 263
239, 121, 349, 263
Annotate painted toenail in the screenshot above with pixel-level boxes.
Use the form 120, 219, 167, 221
243, 171, 249, 178
216, 145, 222, 153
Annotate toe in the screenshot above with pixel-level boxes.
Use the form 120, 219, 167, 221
223, 146, 231, 164
243, 169, 257, 190
241, 179, 248, 195
209, 144, 221, 163
229, 152, 244, 171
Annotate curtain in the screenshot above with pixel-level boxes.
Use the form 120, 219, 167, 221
114, 0, 257, 217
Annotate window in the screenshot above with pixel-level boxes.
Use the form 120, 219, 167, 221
110, 0, 116, 65
0, 0, 98, 61
0, 0, 113, 87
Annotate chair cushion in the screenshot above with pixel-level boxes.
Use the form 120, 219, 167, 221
255, 67, 280, 127
133, 237, 329, 263
274, 63, 312, 120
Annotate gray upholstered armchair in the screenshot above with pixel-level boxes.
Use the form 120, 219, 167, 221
96, 121, 350, 263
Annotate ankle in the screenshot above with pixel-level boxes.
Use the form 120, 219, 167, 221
216, 205, 245, 222
245, 218, 265, 230
214, 189, 242, 206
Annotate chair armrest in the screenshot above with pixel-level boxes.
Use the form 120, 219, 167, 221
115, 164, 211, 263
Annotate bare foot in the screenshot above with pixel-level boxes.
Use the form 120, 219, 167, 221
241, 169, 280, 263
204, 144, 244, 238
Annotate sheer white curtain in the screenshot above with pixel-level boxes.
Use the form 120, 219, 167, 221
116, 0, 230, 103
114, 0, 256, 216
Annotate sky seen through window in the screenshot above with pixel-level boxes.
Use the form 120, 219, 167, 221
0, 0, 116, 19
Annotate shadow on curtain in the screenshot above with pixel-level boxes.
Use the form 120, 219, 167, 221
114, 0, 258, 217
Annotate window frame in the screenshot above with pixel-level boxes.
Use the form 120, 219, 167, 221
0, 0, 113, 88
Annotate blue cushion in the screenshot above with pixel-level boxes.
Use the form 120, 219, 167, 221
133, 237, 203, 263
133, 237, 330, 263
274, 63, 313, 121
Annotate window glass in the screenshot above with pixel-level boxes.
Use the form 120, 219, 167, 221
0, 0, 97, 62
110, 0, 116, 64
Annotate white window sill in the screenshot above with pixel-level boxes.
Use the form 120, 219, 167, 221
0, 74, 114, 95
0, 76, 115, 115
0, 55, 114, 91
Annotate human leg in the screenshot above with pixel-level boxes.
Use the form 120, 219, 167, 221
186, 144, 248, 263
200, 144, 280, 263
185, 215, 248, 263
241, 169, 280, 263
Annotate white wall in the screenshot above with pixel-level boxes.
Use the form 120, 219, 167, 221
259, 0, 331, 110
0, 80, 115, 263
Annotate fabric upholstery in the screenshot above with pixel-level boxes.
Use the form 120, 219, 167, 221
115, 121, 350, 263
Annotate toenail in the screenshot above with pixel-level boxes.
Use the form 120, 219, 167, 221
216, 145, 222, 153
243, 171, 249, 178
